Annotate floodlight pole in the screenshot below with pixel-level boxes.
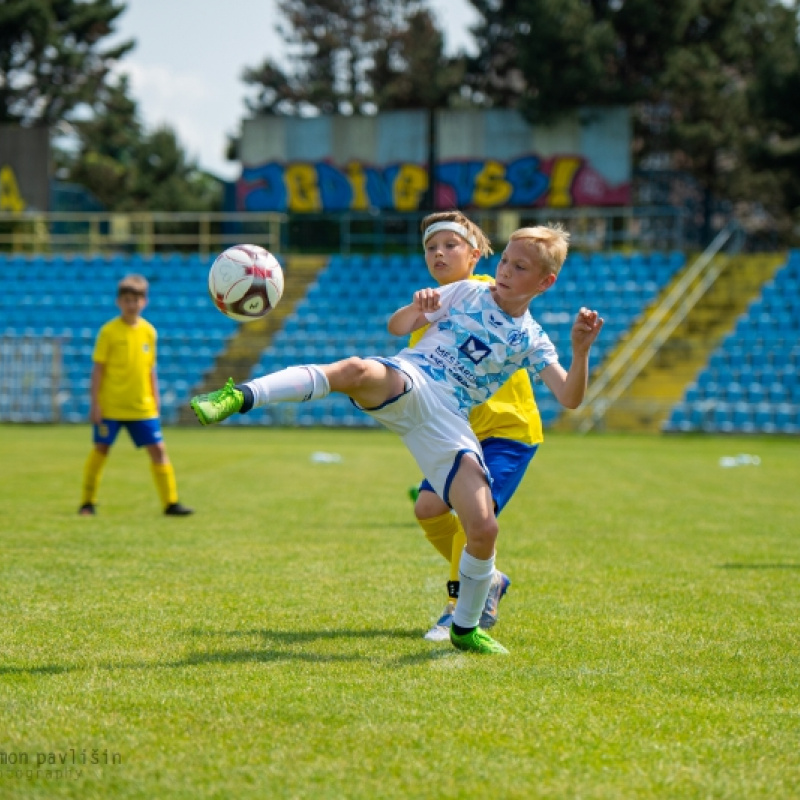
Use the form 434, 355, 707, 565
423, 106, 437, 211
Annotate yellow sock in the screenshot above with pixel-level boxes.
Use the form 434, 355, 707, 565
81, 449, 108, 505
151, 462, 178, 508
449, 518, 467, 583
418, 511, 461, 562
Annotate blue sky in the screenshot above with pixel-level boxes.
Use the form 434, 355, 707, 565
110, 0, 478, 181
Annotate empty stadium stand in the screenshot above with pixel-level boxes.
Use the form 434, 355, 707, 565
3, 248, 795, 435
0, 253, 236, 423
663, 250, 800, 434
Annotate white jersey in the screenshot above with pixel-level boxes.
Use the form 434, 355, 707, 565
396, 280, 559, 417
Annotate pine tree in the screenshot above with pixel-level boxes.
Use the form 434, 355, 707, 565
0, 0, 132, 125
463, 0, 800, 240
242, 0, 464, 115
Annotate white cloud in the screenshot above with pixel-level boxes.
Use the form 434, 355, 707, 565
115, 60, 235, 175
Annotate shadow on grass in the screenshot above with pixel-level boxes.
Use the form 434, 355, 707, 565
0, 664, 73, 676
0, 628, 435, 677
179, 626, 438, 668
718, 563, 800, 569
166, 648, 360, 667
203, 626, 421, 642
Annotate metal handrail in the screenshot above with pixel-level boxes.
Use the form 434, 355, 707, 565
0, 206, 687, 256
0, 211, 286, 258
575, 221, 745, 433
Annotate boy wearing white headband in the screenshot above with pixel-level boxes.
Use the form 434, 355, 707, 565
412, 211, 546, 642
191, 223, 603, 655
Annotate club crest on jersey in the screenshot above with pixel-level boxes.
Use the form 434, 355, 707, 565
459, 335, 492, 364
507, 330, 524, 346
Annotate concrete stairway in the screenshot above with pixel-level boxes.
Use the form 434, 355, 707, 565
597, 253, 785, 432
177, 254, 328, 424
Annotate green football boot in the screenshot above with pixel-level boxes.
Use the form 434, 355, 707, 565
450, 626, 509, 655
190, 378, 244, 425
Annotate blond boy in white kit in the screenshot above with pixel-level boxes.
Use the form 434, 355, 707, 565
191, 223, 603, 654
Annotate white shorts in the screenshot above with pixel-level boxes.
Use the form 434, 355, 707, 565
356, 357, 490, 505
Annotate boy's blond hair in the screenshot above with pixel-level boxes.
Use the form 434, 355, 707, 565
509, 224, 570, 276
421, 210, 493, 259
117, 274, 149, 297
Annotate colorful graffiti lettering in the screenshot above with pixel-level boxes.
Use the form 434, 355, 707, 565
237, 154, 629, 213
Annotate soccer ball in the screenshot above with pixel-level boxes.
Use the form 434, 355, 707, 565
208, 244, 284, 322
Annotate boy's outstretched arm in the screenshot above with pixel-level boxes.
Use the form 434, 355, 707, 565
540, 307, 604, 409
388, 288, 442, 336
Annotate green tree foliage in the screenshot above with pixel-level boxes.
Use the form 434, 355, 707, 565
2, 0, 221, 211
369, 8, 466, 110
654, 0, 800, 237
57, 75, 221, 212
736, 1, 800, 234
0, 0, 133, 125
464, 0, 622, 115
241, 0, 464, 115
464, 0, 800, 238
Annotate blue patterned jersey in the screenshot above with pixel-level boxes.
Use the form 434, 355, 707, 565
396, 280, 559, 417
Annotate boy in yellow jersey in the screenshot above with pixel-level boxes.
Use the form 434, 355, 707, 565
78, 274, 193, 517
412, 211, 543, 641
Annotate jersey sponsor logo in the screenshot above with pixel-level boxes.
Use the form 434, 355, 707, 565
431, 346, 476, 385
488, 313, 504, 328
459, 335, 492, 364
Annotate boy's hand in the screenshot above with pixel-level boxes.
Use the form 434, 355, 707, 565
571, 307, 604, 353
412, 287, 441, 313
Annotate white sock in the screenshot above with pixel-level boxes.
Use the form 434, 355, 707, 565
246, 365, 330, 407
452, 550, 495, 630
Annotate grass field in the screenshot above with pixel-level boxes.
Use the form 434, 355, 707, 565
1, 424, 799, 799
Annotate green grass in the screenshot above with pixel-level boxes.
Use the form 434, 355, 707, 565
1, 425, 799, 799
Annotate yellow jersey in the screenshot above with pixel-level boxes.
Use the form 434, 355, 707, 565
93, 317, 158, 420
408, 274, 544, 445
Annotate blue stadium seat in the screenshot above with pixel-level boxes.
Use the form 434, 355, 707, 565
753, 402, 775, 432
725, 379, 746, 401
664, 403, 689, 432
683, 383, 700, 405
774, 403, 799, 434
766, 382, 788, 403
732, 401, 754, 433
687, 404, 706, 429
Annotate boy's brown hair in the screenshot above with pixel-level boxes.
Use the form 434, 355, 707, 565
117, 274, 149, 297
421, 210, 493, 259
508, 224, 570, 276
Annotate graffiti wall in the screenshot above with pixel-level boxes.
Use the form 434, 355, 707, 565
0, 126, 50, 212
237, 153, 629, 213
235, 108, 631, 213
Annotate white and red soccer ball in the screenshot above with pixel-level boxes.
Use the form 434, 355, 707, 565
208, 244, 284, 322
